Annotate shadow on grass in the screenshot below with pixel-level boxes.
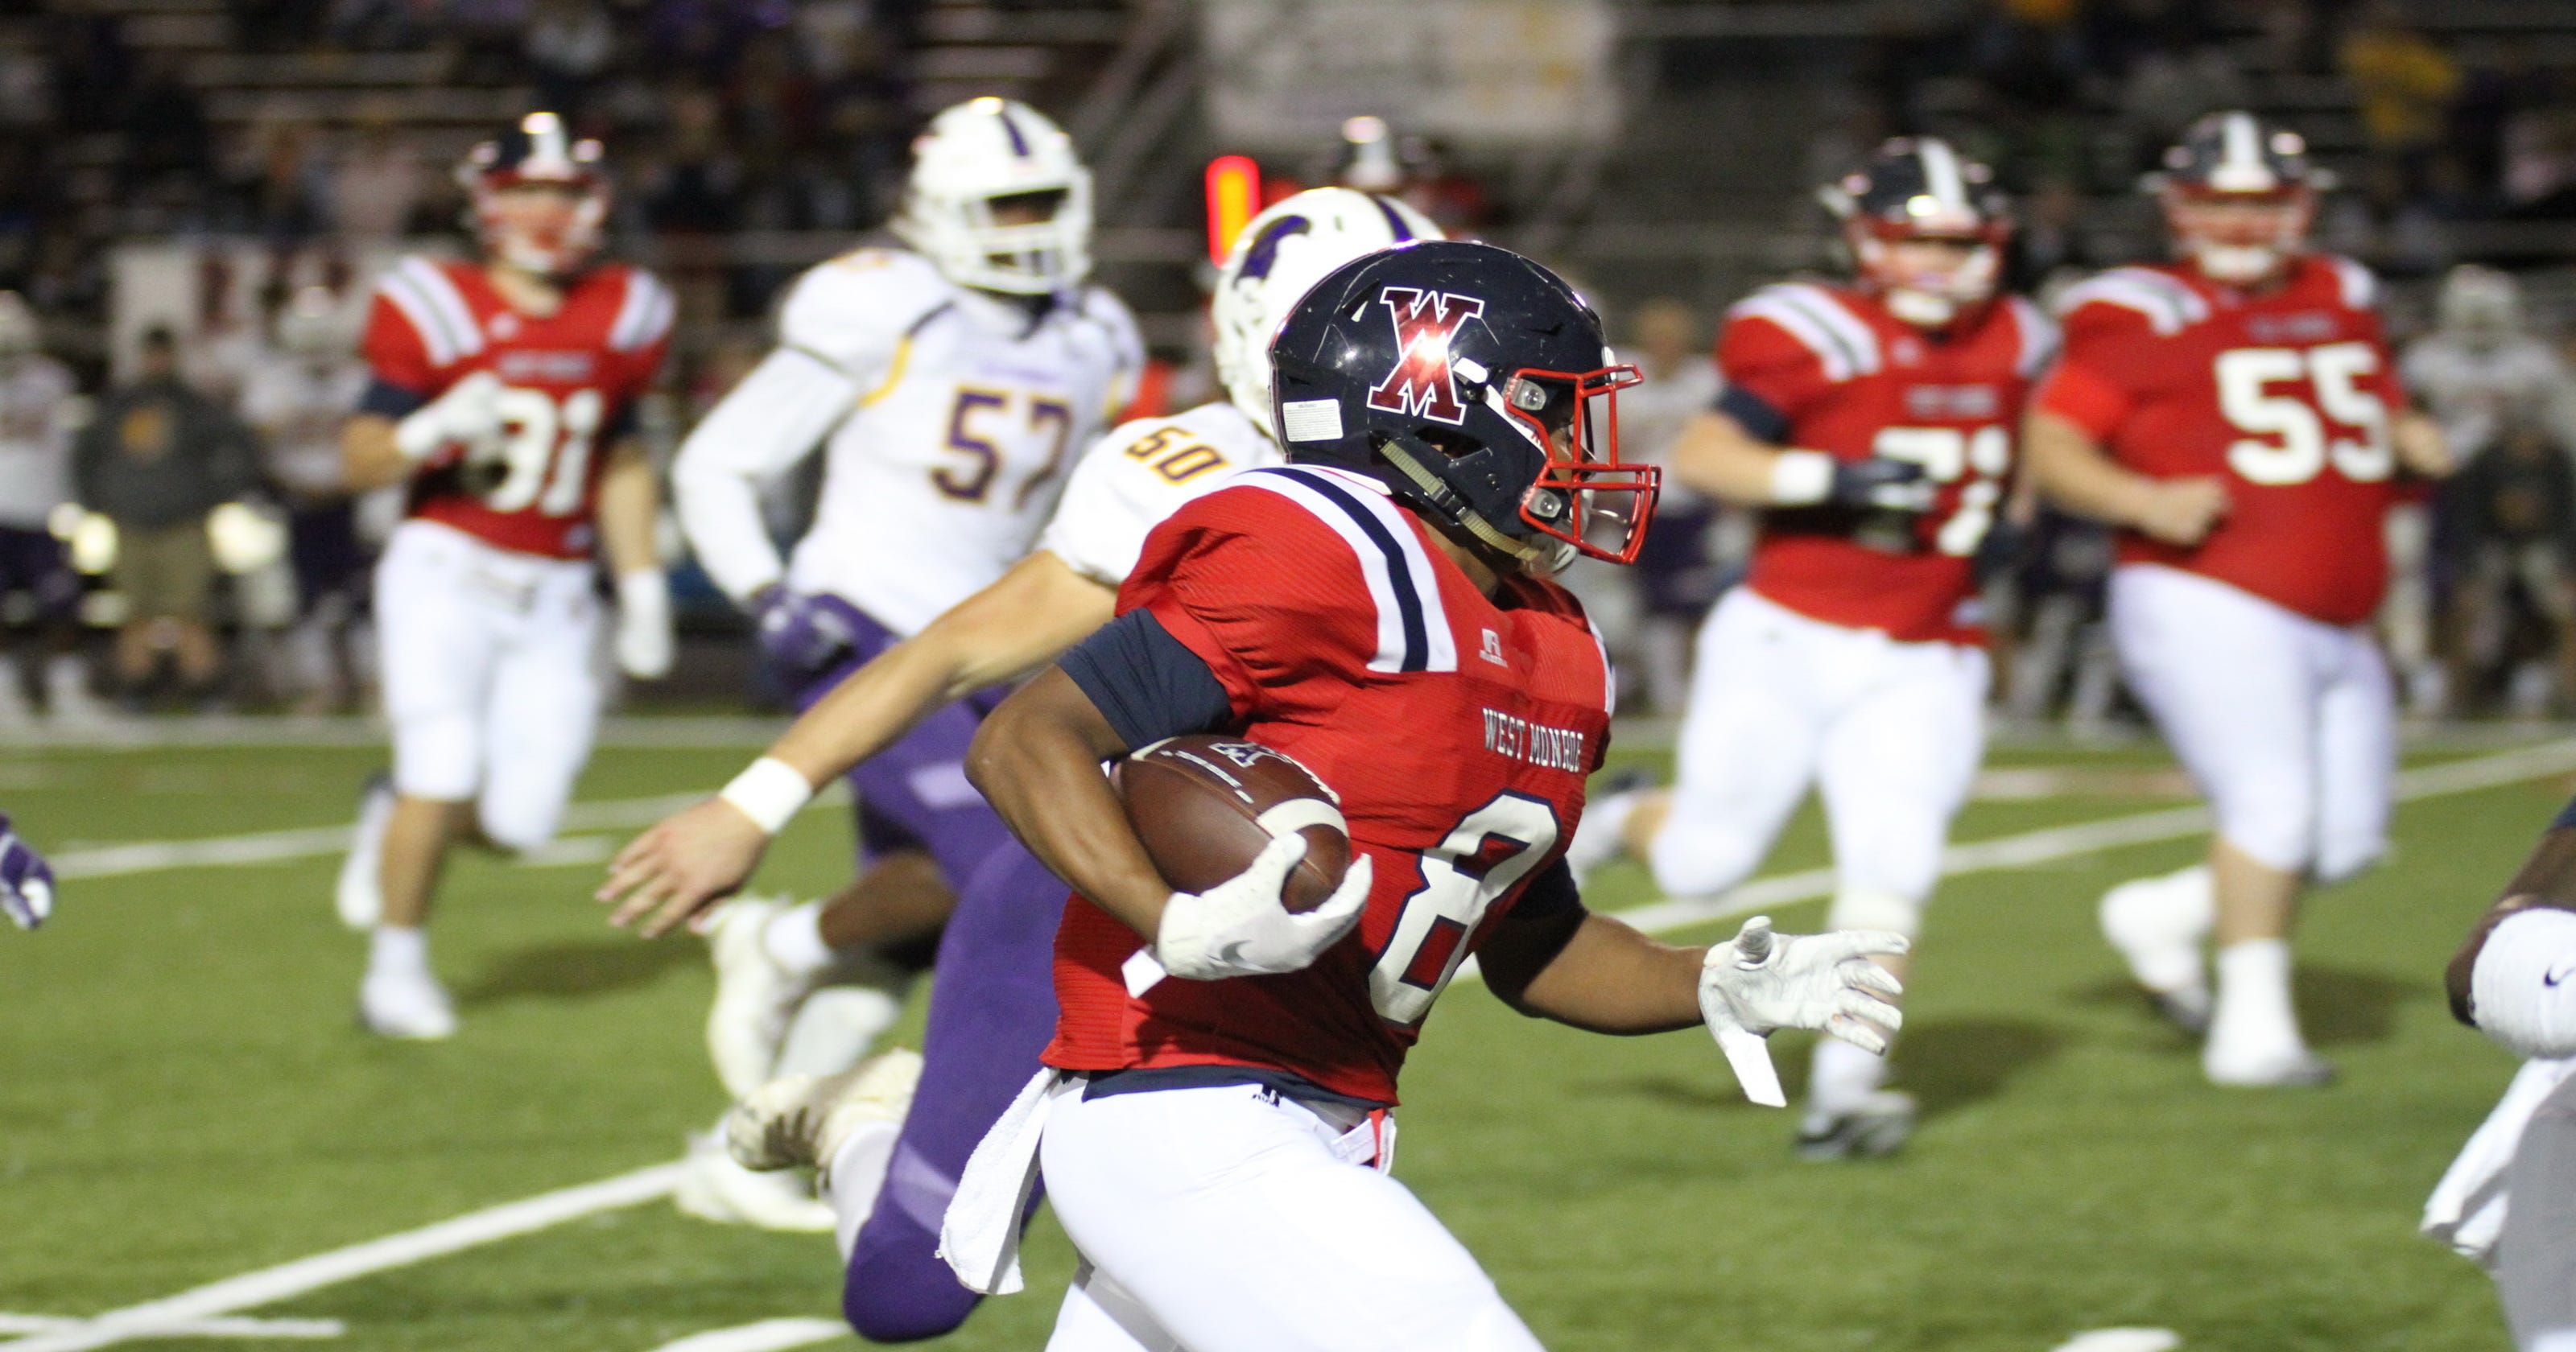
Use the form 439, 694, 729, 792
2297, 965, 2422, 1049
2074, 964, 2421, 1051
453, 937, 700, 1008
1900, 1017, 2063, 1120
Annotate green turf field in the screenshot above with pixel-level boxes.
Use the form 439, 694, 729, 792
0, 728, 2553, 1351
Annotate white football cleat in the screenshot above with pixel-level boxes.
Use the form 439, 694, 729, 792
358, 962, 456, 1041
2099, 867, 2215, 1034
335, 774, 396, 930
705, 896, 828, 1098
2203, 1040, 2334, 1088
1795, 1089, 1917, 1160
673, 1127, 836, 1232
725, 1048, 923, 1181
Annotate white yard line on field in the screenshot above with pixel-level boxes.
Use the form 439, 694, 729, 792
640, 1318, 851, 1352
47, 785, 848, 883
0, 1317, 341, 1340
1463, 736, 2576, 978
0, 1164, 683, 1352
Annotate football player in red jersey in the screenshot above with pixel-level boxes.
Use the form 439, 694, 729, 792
888, 241, 1906, 1350
1565, 138, 2052, 1157
2026, 112, 2448, 1086
332, 112, 676, 1039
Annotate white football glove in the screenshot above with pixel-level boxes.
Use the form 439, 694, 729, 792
1699, 915, 1908, 1107
1154, 833, 1372, 981
393, 370, 506, 464
614, 569, 675, 679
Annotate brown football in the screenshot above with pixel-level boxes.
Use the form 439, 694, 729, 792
1112, 735, 1351, 913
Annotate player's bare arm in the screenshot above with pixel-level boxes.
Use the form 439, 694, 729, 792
2392, 406, 2453, 477
1480, 901, 1705, 1033
339, 413, 409, 493
593, 438, 673, 681
1670, 406, 1934, 511
2024, 406, 2230, 546
598, 550, 1116, 934
965, 666, 1177, 938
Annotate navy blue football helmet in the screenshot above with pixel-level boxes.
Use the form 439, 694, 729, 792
1267, 240, 1657, 568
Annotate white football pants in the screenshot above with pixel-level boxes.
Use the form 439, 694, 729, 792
374, 519, 604, 851
1039, 1084, 1544, 1352
1649, 586, 1989, 932
2109, 564, 2392, 881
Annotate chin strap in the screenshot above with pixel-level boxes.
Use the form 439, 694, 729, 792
1377, 439, 1548, 567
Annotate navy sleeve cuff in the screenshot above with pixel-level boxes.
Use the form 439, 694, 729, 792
1510, 857, 1586, 922
1059, 609, 1237, 752
358, 377, 429, 419
2552, 793, 2576, 833
1714, 384, 1789, 445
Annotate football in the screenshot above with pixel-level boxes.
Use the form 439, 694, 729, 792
1113, 735, 1352, 912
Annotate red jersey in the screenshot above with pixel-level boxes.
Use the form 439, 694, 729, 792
1043, 464, 1616, 1105
2033, 256, 2404, 624
1720, 282, 2054, 644
363, 256, 672, 559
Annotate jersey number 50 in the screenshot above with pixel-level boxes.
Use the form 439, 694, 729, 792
2215, 343, 2392, 486
1368, 792, 1559, 1028
472, 386, 601, 516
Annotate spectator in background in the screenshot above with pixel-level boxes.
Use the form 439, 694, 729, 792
2340, 0, 2461, 182
239, 287, 373, 714
526, 0, 616, 113
328, 117, 421, 241
0, 293, 103, 727
72, 327, 259, 710
1616, 297, 1730, 714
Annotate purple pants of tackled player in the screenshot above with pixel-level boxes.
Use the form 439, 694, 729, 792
786, 598, 1066, 1342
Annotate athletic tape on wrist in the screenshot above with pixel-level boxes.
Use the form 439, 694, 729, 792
1769, 449, 1834, 506
719, 757, 814, 835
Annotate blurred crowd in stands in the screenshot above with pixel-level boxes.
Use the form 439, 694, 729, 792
4, 0, 2576, 731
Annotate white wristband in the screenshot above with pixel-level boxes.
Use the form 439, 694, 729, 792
719, 756, 815, 836
1768, 449, 1835, 506
392, 404, 449, 462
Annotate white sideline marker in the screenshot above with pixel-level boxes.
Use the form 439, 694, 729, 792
642, 1317, 851, 1352
0, 1164, 683, 1352
2051, 1330, 2181, 1352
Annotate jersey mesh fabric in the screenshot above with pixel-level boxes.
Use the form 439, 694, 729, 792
1042, 469, 1614, 1104
2034, 256, 2404, 624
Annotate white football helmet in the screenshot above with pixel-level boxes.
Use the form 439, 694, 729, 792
2438, 264, 2522, 351
897, 98, 1092, 295
0, 291, 39, 363
1212, 188, 1441, 436
275, 286, 349, 358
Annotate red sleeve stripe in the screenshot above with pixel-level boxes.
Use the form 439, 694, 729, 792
1236, 466, 1458, 674
378, 259, 485, 367
2053, 268, 2207, 336
610, 271, 676, 352
1728, 283, 1880, 382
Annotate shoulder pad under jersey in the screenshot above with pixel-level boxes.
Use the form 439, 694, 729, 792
2053, 266, 2211, 337
1727, 282, 1884, 383
777, 248, 954, 377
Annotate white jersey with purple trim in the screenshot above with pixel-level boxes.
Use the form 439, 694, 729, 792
0, 356, 76, 529
1036, 400, 1281, 587
678, 246, 1142, 637
240, 357, 370, 501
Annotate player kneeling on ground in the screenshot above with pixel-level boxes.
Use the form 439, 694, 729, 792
939, 240, 1905, 1350
335, 113, 676, 1040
